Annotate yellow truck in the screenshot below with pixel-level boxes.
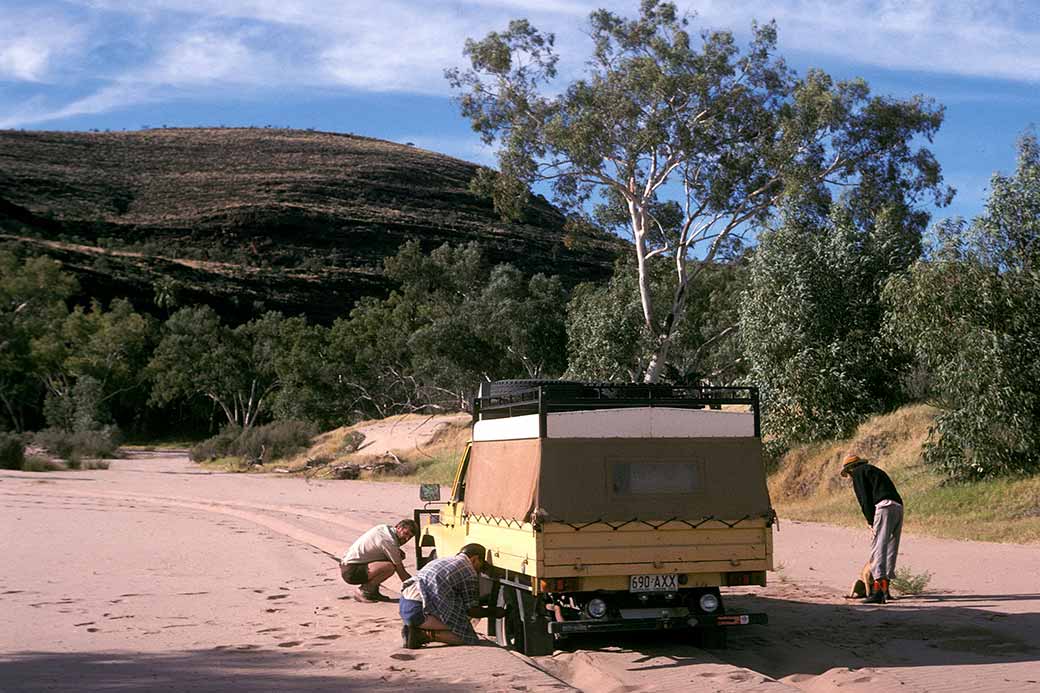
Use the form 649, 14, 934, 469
414, 381, 775, 655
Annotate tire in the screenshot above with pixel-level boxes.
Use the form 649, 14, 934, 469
494, 586, 554, 656
494, 585, 522, 649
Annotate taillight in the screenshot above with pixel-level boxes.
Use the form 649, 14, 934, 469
725, 571, 766, 586
538, 577, 580, 593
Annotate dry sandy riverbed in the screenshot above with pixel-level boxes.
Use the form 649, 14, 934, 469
2, 451, 1039, 692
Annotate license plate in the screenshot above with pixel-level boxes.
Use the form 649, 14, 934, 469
629, 574, 678, 592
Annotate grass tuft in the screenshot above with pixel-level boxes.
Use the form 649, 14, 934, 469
892, 566, 933, 595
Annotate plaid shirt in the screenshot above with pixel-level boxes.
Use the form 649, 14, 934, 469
403, 554, 480, 644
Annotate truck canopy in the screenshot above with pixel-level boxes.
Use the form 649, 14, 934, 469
465, 435, 771, 525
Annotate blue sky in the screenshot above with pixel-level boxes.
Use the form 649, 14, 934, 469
2, 1, 1038, 224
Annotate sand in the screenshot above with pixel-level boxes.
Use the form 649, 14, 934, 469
2, 447, 1039, 692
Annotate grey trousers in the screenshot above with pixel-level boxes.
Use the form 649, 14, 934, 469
871, 503, 904, 580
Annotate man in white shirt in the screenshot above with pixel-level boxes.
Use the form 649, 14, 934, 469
341, 519, 417, 602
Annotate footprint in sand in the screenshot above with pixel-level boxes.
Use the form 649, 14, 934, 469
277, 641, 302, 648
86, 628, 99, 633
389, 653, 416, 661
265, 608, 282, 613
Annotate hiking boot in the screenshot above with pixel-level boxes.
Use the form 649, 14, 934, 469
862, 579, 887, 604
404, 625, 428, 649
355, 588, 382, 603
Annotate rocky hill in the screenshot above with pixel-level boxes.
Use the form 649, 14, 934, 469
0, 127, 622, 323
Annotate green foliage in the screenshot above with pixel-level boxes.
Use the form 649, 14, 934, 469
0, 251, 77, 431
0, 431, 26, 470
567, 253, 748, 384
883, 133, 1040, 479
449, 0, 949, 381
331, 241, 568, 417
741, 203, 923, 445
149, 306, 287, 428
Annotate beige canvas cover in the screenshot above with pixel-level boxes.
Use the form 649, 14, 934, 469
464, 437, 772, 524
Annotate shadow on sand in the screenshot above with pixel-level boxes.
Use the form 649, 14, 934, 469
0, 647, 466, 693
556, 592, 1040, 681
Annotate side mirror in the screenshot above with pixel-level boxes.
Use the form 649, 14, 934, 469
420, 483, 442, 502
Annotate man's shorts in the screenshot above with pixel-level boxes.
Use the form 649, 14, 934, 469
399, 597, 425, 626
341, 562, 369, 585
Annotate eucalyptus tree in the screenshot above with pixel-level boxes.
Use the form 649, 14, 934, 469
448, 0, 949, 382
149, 307, 284, 430
0, 252, 77, 431
883, 132, 1040, 479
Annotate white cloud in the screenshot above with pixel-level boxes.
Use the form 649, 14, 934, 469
3, 0, 1039, 128
0, 38, 51, 81
0, 8, 85, 82
684, 0, 1040, 83
147, 31, 268, 85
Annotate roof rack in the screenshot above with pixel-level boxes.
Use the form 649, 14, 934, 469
473, 382, 760, 437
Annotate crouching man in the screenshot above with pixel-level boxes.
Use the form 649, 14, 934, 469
341, 519, 417, 602
841, 454, 904, 604
399, 543, 504, 648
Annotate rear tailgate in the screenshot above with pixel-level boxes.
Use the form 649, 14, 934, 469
538, 519, 772, 585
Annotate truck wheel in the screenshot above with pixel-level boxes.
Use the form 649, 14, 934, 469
494, 586, 522, 649
495, 587, 554, 656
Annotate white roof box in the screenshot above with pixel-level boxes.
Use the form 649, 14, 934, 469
473, 406, 755, 441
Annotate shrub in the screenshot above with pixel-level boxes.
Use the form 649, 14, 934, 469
340, 430, 366, 454
892, 566, 933, 595
0, 432, 26, 470
21, 455, 63, 472
189, 420, 318, 465
33, 426, 122, 462
189, 426, 242, 462
236, 420, 318, 465
372, 459, 419, 477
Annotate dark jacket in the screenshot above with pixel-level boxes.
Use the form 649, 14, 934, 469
850, 464, 903, 525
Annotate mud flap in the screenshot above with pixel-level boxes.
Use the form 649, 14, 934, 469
516, 589, 554, 656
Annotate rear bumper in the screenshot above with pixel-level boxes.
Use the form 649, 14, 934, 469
549, 612, 767, 635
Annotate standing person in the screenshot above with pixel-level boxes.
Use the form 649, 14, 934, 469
398, 543, 503, 648
841, 454, 904, 604
341, 519, 417, 602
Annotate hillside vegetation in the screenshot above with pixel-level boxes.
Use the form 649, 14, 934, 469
770, 404, 1040, 544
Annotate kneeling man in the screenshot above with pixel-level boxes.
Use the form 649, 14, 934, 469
341, 519, 417, 602
399, 543, 503, 648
